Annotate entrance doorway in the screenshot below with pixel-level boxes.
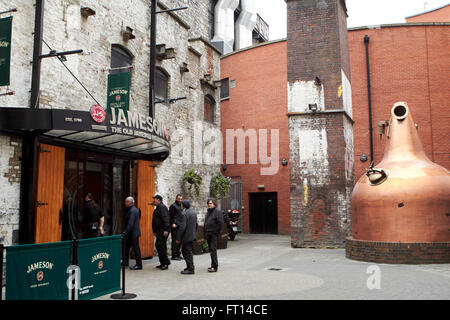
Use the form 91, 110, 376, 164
61, 150, 130, 241
249, 192, 278, 234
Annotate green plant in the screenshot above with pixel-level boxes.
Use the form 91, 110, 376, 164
183, 168, 202, 196
210, 172, 231, 199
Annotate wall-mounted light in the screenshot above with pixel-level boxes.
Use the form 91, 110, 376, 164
80, 7, 96, 18
281, 158, 288, 166
122, 26, 135, 41
360, 154, 368, 162
309, 103, 318, 112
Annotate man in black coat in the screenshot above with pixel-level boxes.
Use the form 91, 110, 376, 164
169, 194, 183, 260
152, 194, 171, 270
82, 193, 105, 239
176, 200, 198, 274
204, 199, 224, 272
123, 197, 142, 270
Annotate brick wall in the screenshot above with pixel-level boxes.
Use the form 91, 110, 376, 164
287, 0, 353, 247
406, 4, 450, 23
220, 40, 290, 235
346, 237, 450, 264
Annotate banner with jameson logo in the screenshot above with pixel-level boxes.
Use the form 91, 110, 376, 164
0, 16, 12, 86
5, 241, 71, 300
107, 72, 131, 113
77, 235, 121, 300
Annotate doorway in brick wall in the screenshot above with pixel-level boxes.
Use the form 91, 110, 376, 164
249, 192, 278, 234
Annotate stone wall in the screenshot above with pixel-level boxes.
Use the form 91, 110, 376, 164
0, 0, 221, 246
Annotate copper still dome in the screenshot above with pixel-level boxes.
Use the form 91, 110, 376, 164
351, 102, 450, 243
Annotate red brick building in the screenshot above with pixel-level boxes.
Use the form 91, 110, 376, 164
220, 5, 450, 240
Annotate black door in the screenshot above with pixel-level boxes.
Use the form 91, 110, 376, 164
249, 192, 278, 234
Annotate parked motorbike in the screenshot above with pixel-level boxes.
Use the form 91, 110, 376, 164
224, 209, 240, 240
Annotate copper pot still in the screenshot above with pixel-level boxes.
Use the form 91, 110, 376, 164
351, 102, 450, 242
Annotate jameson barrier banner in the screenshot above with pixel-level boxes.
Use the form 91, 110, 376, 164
77, 235, 121, 300
107, 72, 131, 113
0, 16, 12, 86
5, 241, 71, 300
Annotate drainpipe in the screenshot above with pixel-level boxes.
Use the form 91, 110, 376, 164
30, 0, 44, 109
364, 35, 374, 165
149, 0, 157, 118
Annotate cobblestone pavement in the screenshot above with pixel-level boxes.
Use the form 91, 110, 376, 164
99, 233, 450, 300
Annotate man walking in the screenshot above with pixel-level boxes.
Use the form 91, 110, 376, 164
152, 194, 171, 270
123, 197, 142, 270
169, 194, 183, 260
176, 200, 198, 274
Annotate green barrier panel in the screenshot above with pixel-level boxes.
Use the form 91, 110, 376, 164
77, 235, 121, 300
5, 241, 72, 300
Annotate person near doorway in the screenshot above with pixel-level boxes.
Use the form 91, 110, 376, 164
123, 196, 143, 270
169, 194, 183, 260
152, 194, 171, 270
204, 199, 224, 273
82, 193, 104, 239
176, 200, 198, 274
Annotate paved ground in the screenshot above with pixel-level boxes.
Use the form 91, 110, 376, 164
99, 233, 450, 300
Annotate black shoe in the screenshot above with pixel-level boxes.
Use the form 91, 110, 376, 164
156, 265, 162, 269
171, 256, 182, 261
208, 267, 217, 272
129, 265, 142, 270
181, 269, 195, 274
160, 265, 169, 270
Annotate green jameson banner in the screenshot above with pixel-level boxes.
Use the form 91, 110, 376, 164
77, 235, 121, 300
5, 241, 72, 300
0, 16, 12, 86
107, 72, 131, 113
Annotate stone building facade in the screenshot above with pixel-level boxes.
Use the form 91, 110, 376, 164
0, 0, 222, 247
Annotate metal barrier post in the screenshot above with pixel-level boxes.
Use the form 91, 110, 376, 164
110, 233, 136, 299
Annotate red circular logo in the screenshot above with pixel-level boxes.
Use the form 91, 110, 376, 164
90, 105, 106, 123
98, 261, 103, 269
36, 271, 44, 281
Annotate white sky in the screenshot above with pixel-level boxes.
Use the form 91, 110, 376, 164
255, 0, 450, 41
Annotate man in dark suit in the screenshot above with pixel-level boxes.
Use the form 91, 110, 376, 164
176, 200, 198, 274
152, 194, 171, 270
169, 194, 183, 260
123, 197, 142, 270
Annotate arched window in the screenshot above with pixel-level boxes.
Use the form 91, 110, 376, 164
110, 44, 133, 74
204, 95, 215, 123
155, 67, 169, 104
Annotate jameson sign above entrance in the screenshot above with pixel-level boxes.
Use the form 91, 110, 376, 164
107, 72, 131, 112
0, 16, 12, 86
51, 107, 170, 145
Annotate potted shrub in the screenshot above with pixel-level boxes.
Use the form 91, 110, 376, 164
210, 172, 231, 199
183, 168, 202, 196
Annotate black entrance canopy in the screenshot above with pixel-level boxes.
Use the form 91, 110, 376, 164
0, 107, 170, 160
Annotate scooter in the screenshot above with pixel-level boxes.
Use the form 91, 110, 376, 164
225, 209, 240, 240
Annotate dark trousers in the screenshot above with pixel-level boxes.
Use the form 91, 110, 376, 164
206, 233, 219, 269
181, 241, 194, 271
156, 234, 170, 266
171, 227, 181, 257
125, 235, 142, 267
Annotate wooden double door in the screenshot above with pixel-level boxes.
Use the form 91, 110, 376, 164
34, 143, 156, 258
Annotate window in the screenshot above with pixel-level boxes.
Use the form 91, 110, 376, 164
204, 95, 215, 123
110, 44, 133, 73
155, 67, 169, 104
220, 78, 229, 100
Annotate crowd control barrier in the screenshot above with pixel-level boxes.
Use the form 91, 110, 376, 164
0, 234, 136, 300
